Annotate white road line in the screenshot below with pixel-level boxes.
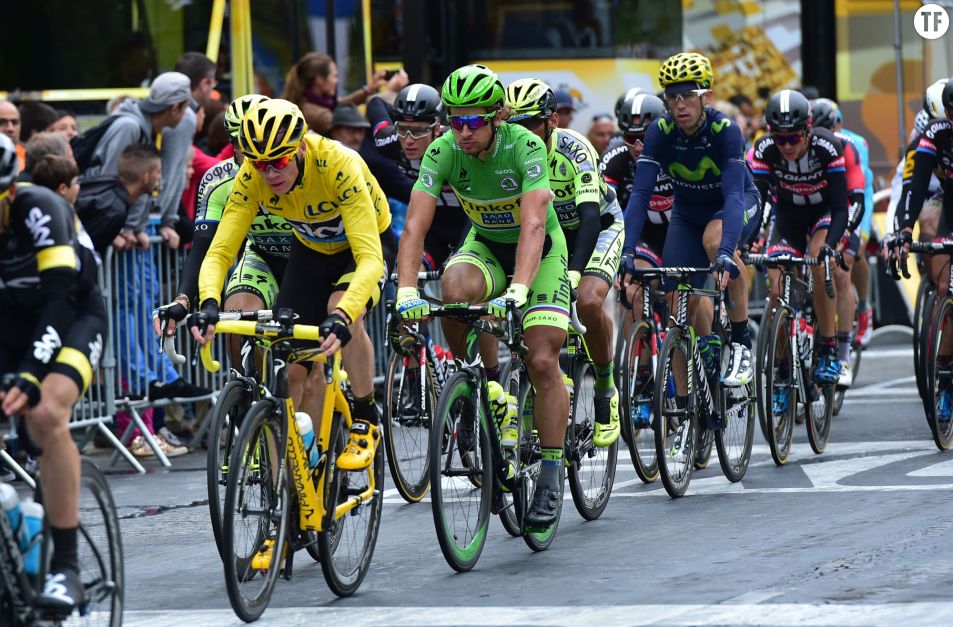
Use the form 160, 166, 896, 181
907, 457, 953, 477
862, 347, 914, 359
125, 602, 953, 626
848, 375, 917, 393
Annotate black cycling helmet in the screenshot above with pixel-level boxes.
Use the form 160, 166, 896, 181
0, 133, 19, 192
614, 87, 642, 123
810, 98, 838, 130
618, 93, 666, 134
765, 89, 812, 133
942, 78, 953, 115
393, 84, 442, 122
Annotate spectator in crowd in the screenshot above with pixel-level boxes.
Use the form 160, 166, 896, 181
0, 100, 25, 169
19, 131, 73, 183
587, 113, 615, 155
204, 110, 230, 157
17, 101, 59, 144
76, 144, 161, 255
31, 154, 80, 207
328, 104, 370, 150
282, 51, 403, 134
555, 88, 575, 128
50, 110, 79, 139
728, 93, 763, 143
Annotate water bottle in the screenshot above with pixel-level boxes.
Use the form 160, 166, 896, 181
0, 483, 23, 540
19, 499, 43, 576
295, 412, 320, 469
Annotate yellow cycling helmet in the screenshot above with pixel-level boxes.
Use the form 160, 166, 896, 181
658, 52, 714, 90
506, 78, 557, 122
239, 98, 308, 160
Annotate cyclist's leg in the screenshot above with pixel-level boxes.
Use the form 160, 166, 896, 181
852, 233, 872, 343
807, 225, 840, 382
222, 242, 279, 368
834, 232, 858, 374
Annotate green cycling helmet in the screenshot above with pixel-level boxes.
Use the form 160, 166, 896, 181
224, 94, 270, 138
441, 64, 505, 110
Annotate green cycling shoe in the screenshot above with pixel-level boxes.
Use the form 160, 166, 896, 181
593, 388, 620, 447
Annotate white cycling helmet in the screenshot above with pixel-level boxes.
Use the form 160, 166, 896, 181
0, 133, 19, 193
925, 78, 949, 119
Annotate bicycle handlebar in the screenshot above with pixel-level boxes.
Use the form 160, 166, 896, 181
388, 270, 443, 283
198, 318, 326, 373
744, 253, 835, 299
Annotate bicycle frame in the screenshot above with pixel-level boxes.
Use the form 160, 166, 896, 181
201, 318, 374, 533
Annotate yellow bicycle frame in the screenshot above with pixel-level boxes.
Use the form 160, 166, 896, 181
201, 320, 377, 532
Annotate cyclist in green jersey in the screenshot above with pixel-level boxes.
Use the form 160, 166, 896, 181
154, 94, 293, 367
505, 77, 622, 448
394, 64, 570, 528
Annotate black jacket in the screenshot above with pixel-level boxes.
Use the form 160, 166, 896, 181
74, 175, 129, 254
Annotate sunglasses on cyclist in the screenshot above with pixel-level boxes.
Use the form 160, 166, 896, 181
395, 122, 437, 140
623, 132, 645, 147
250, 154, 295, 173
448, 112, 496, 131
662, 89, 708, 105
773, 132, 806, 146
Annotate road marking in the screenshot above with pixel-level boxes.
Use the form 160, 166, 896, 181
800, 451, 926, 487
862, 347, 914, 359
125, 602, 953, 626
907, 457, 953, 476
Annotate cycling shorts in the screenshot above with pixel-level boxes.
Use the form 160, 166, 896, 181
0, 288, 107, 395
769, 213, 859, 258
444, 228, 570, 331
565, 201, 625, 286
224, 242, 288, 308
273, 228, 395, 328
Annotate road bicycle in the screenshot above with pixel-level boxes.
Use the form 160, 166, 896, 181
0, 414, 123, 626
747, 253, 837, 464
196, 309, 383, 621
652, 268, 756, 498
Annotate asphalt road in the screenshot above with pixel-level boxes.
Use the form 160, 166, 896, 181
88, 330, 953, 626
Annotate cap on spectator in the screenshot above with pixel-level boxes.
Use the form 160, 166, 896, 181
555, 89, 575, 112
139, 72, 192, 113
331, 104, 370, 129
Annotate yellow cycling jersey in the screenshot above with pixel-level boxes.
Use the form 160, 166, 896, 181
199, 133, 391, 323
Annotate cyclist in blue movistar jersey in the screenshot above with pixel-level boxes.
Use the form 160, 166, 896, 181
620, 52, 761, 388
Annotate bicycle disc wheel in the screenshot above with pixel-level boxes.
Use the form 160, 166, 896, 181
208, 379, 253, 559
804, 359, 835, 456
429, 371, 492, 572
319, 412, 384, 596
382, 349, 434, 503
566, 362, 617, 521
619, 321, 658, 483
654, 326, 697, 498
763, 308, 797, 466
73, 458, 124, 627
715, 378, 755, 482
222, 400, 289, 623
927, 298, 953, 450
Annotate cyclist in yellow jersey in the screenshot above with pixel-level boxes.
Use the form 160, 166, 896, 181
193, 99, 392, 470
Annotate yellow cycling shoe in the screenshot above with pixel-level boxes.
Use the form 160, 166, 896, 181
251, 539, 276, 571
593, 389, 620, 448
337, 420, 380, 471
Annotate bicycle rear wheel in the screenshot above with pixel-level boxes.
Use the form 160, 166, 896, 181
319, 412, 384, 596
498, 376, 530, 538
654, 326, 697, 498
755, 307, 774, 443
927, 297, 953, 450
208, 379, 253, 559
382, 349, 434, 503
618, 321, 658, 483
566, 362, 616, 521
73, 458, 124, 627
715, 380, 755, 482
914, 278, 934, 402
222, 400, 289, 623
763, 308, 797, 465
805, 381, 835, 455
429, 371, 492, 572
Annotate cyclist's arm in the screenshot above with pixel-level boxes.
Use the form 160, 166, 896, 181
901, 145, 941, 230
567, 158, 602, 273
622, 123, 664, 255
198, 169, 258, 306
397, 189, 438, 290
747, 140, 771, 216
176, 175, 231, 305
334, 167, 385, 324
824, 169, 849, 248
714, 125, 748, 258
513, 188, 549, 287
17, 204, 81, 382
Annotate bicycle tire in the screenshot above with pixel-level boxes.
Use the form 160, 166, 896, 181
513, 379, 561, 551
920, 286, 938, 421
207, 379, 253, 560
755, 307, 774, 443
619, 321, 659, 483
654, 326, 697, 498
76, 457, 125, 627
382, 350, 434, 503
927, 298, 953, 450
715, 380, 755, 482
566, 361, 617, 521
914, 278, 933, 402
763, 307, 797, 466
694, 427, 714, 469
833, 339, 862, 416
222, 399, 289, 623
429, 371, 492, 572
319, 412, 384, 596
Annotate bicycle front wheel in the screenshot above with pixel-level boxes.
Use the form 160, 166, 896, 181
715, 379, 755, 482
914, 278, 934, 402
927, 297, 953, 450
430, 371, 492, 572
755, 307, 774, 443
763, 308, 797, 465
221, 399, 289, 623
74, 458, 124, 627
382, 350, 434, 503
208, 379, 253, 559
655, 326, 697, 498
514, 379, 562, 552
619, 321, 658, 483
566, 361, 617, 521
319, 412, 384, 596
